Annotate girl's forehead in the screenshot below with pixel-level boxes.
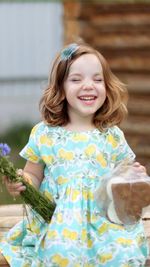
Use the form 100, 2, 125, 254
69, 53, 103, 74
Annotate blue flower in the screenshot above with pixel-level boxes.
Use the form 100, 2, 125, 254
0, 143, 11, 156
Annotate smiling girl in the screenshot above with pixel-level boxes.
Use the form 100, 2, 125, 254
0, 42, 149, 266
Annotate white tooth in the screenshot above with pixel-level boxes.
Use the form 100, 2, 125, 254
80, 96, 95, 100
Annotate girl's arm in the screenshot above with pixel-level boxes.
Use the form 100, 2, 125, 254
4, 160, 44, 197
23, 160, 44, 188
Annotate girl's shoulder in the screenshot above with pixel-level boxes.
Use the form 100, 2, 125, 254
30, 121, 56, 137
105, 125, 126, 144
107, 125, 124, 136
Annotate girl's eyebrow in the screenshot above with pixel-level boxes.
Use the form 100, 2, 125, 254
68, 72, 102, 77
94, 73, 103, 76
70, 72, 81, 75
68, 73, 82, 77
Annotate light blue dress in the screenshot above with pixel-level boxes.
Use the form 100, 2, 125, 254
0, 122, 149, 266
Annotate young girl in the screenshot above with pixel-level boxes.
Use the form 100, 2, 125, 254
0, 42, 149, 266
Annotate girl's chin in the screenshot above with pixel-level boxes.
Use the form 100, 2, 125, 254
78, 110, 97, 118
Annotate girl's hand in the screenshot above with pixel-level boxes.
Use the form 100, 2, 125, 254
3, 177, 26, 197
132, 161, 147, 175
3, 169, 27, 197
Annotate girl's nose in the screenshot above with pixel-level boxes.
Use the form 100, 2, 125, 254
82, 80, 94, 90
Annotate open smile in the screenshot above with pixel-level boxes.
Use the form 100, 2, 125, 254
78, 95, 97, 101
78, 95, 97, 106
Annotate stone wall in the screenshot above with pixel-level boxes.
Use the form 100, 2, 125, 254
63, 1, 150, 174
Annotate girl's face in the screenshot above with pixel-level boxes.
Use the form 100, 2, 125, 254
64, 53, 106, 124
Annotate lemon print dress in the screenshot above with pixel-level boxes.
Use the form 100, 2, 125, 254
0, 122, 149, 267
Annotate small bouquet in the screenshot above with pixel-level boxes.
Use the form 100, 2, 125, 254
95, 161, 150, 227
0, 143, 56, 223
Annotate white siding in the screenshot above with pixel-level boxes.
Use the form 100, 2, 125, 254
0, 2, 63, 133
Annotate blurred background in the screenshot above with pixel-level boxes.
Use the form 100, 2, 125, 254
0, 0, 150, 204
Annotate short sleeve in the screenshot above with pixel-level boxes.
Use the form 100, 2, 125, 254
19, 123, 43, 164
113, 126, 135, 164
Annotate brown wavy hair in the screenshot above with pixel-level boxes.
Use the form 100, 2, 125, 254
39, 42, 128, 130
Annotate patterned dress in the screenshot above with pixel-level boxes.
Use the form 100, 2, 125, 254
0, 122, 149, 267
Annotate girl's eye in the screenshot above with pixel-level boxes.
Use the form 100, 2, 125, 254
71, 79, 81, 82
94, 77, 103, 82
94, 79, 102, 82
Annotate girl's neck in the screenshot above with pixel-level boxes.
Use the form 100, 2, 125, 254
64, 111, 96, 132
64, 119, 96, 132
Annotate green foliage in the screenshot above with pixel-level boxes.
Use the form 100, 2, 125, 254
0, 122, 33, 204
0, 123, 33, 151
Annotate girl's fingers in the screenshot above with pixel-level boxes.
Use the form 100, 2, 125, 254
2, 173, 26, 197
16, 169, 24, 176
8, 187, 26, 196
133, 162, 147, 173
16, 169, 32, 184
6, 181, 26, 195
133, 161, 140, 167
8, 182, 23, 187
139, 166, 146, 173
8, 183, 26, 191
